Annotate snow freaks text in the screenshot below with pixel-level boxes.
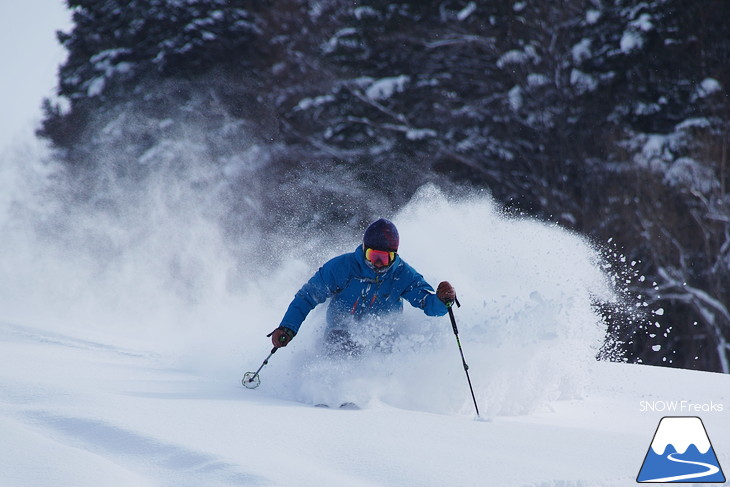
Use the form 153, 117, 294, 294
639, 401, 725, 413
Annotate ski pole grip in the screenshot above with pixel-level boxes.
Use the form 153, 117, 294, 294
448, 306, 459, 335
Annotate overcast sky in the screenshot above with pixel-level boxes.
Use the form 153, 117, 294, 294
0, 1, 71, 151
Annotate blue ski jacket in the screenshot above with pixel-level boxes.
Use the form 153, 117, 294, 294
279, 246, 448, 334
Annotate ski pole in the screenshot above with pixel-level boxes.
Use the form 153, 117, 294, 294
242, 347, 278, 389
447, 297, 481, 417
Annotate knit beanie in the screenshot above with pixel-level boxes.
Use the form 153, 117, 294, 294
363, 218, 399, 252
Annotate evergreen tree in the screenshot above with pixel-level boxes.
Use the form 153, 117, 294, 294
41, 0, 261, 147
39, 0, 730, 371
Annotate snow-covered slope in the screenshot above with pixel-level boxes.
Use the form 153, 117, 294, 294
1, 152, 728, 486
1, 319, 728, 487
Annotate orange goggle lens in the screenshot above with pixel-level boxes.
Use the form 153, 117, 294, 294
365, 247, 396, 267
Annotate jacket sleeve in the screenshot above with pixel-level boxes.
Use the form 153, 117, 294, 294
400, 267, 449, 317
278, 254, 352, 333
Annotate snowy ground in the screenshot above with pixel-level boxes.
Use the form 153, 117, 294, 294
1, 147, 729, 486
1, 318, 728, 487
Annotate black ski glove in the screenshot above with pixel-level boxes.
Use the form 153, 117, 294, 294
268, 326, 296, 348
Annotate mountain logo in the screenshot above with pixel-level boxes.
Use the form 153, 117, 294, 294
637, 416, 725, 483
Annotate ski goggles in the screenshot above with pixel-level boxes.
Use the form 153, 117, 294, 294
364, 247, 396, 267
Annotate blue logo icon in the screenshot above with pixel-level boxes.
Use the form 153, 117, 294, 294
637, 416, 725, 483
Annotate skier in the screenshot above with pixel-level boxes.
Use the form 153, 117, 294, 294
268, 218, 456, 356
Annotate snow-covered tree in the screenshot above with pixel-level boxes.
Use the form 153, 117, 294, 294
573, 0, 730, 371
39, 0, 730, 372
